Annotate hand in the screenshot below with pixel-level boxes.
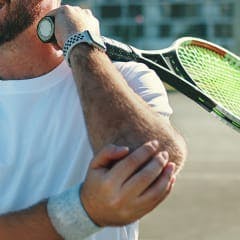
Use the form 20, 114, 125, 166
47, 5, 100, 48
81, 140, 176, 227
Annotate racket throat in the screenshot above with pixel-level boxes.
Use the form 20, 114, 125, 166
141, 53, 169, 69
163, 52, 197, 86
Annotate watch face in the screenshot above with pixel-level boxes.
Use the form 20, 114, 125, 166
37, 17, 55, 42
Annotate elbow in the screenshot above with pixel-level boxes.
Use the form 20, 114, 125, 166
174, 133, 187, 174
163, 129, 187, 174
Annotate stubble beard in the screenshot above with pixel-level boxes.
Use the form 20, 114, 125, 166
0, 0, 42, 45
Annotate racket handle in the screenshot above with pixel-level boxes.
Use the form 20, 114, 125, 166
37, 17, 139, 62
103, 37, 138, 62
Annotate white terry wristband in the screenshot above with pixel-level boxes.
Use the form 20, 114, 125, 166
47, 184, 101, 240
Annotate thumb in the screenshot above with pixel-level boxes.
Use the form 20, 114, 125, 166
91, 144, 130, 169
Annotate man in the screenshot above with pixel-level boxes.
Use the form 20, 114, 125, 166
0, 0, 186, 239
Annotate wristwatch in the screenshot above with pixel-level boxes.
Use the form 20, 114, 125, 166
37, 16, 107, 66
63, 30, 106, 65
37, 16, 56, 43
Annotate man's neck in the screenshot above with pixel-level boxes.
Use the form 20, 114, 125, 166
0, 23, 63, 80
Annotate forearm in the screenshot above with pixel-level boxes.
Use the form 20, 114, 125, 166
0, 202, 61, 240
70, 45, 186, 170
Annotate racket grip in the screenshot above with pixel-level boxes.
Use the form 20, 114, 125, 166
103, 37, 138, 62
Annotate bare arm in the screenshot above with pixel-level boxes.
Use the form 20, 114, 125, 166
0, 202, 61, 240
70, 45, 186, 169
50, 5, 187, 227
0, 142, 176, 238
49, 4, 186, 226
50, 5, 186, 169
0, 5, 185, 238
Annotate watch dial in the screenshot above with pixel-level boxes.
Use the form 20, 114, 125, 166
39, 19, 53, 38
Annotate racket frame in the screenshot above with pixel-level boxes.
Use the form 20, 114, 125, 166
173, 37, 240, 130
104, 37, 240, 131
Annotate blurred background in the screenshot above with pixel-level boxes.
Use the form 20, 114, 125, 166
62, 0, 240, 53
62, 1, 240, 240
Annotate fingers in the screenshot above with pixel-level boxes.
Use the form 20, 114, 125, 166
122, 151, 169, 196
138, 162, 176, 210
40, 5, 100, 47
91, 144, 129, 169
82, 140, 177, 226
108, 140, 160, 183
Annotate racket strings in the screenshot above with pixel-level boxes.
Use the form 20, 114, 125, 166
178, 45, 240, 118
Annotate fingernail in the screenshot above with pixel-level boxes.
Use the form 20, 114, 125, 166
151, 139, 159, 149
171, 175, 176, 185
115, 146, 129, 153
160, 151, 169, 161
170, 175, 176, 189
166, 163, 176, 175
158, 151, 169, 165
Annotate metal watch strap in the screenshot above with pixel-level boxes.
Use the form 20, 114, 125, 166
63, 31, 106, 67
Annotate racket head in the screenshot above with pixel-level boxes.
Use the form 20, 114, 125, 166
167, 37, 240, 131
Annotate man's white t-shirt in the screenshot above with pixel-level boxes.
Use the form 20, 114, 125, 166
0, 60, 172, 239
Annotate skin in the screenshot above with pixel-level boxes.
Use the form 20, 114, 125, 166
0, 0, 42, 45
0, 0, 63, 79
50, 5, 186, 226
0, 0, 186, 238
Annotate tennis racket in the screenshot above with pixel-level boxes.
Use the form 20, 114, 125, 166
37, 17, 240, 132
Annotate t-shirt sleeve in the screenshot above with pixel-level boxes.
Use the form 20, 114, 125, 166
114, 61, 173, 118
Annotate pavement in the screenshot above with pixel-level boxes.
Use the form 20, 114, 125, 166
139, 92, 240, 240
